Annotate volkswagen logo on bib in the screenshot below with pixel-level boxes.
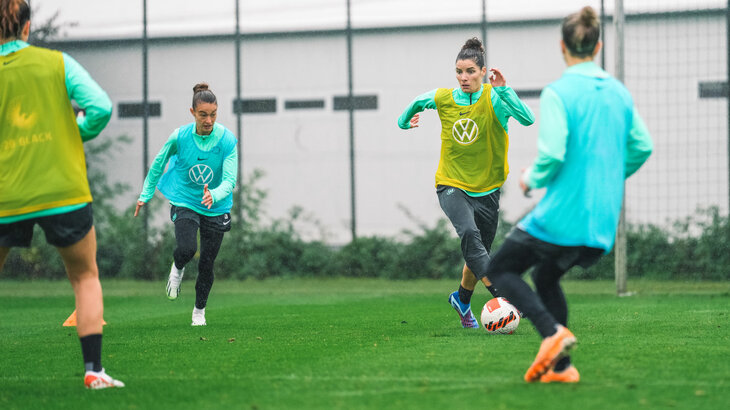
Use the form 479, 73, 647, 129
452, 118, 479, 145
189, 164, 214, 185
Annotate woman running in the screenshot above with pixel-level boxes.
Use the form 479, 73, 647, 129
484, 6, 653, 383
0, 0, 123, 389
398, 37, 535, 329
135, 83, 238, 327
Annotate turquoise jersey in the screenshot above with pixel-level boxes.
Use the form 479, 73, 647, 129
519, 62, 653, 251
139, 123, 238, 216
398, 84, 534, 196
0, 40, 112, 224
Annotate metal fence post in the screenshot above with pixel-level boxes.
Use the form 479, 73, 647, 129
481, 0, 488, 74
614, 0, 628, 296
142, 0, 149, 238
346, 0, 356, 241
235, 0, 243, 222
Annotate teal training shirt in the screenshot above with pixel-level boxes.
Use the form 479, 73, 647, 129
525, 62, 653, 188
398, 84, 535, 196
518, 62, 653, 251
0, 40, 112, 224
139, 123, 238, 216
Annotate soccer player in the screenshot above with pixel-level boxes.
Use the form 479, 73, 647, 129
134, 83, 238, 327
484, 6, 653, 383
0, 0, 124, 389
397, 37, 535, 329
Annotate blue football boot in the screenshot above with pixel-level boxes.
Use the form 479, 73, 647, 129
448, 291, 479, 328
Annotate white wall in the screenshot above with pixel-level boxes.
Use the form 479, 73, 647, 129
58, 12, 728, 243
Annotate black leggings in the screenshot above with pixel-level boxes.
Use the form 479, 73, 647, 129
173, 219, 225, 309
484, 229, 603, 338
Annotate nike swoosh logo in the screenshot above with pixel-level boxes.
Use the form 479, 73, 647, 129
222, 220, 231, 225
459, 111, 471, 116
197, 157, 207, 161
3, 59, 18, 66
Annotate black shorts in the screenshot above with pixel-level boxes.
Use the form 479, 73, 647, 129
170, 205, 232, 233
0, 203, 94, 248
506, 228, 604, 271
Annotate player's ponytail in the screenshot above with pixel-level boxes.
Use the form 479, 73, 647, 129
0, 0, 30, 40
562, 6, 600, 58
455, 37, 485, 68
192, 82, 217, 109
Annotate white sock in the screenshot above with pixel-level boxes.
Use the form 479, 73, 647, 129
171, 263, 184, 277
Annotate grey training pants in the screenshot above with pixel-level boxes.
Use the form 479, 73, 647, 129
436, 185, 500, 279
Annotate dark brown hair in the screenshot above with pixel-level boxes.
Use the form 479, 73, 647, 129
562, 6, 600, 58
455, 37, 485, 68
0, 0, 30, 39
192, 82, 217, 109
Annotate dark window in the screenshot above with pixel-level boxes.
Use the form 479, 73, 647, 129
513, 89, 542, 99
233, 98, 277, 114
118, 102, 161, 118
333, 95, 378, 110
285, 99, 326, 110
699, 81, 728, 98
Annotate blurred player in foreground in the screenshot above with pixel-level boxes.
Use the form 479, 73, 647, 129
484, 6, 653, 383
397, 37, 534, 329
135, 83, 238, 327
0, 0, 123, 389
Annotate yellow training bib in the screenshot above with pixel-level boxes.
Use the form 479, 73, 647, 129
0, 46, 92, 217
433, 86, 509, 192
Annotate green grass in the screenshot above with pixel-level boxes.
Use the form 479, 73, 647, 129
0, 279, 728, 410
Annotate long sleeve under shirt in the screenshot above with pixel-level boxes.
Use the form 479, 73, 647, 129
138, 123, 238, 216
524, 62, 653, 189
398, 84, 535, 195
0, 40, 112, 224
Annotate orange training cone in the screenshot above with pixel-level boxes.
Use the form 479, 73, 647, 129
62, 310, 107, 326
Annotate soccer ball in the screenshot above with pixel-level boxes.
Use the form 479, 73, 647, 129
481, 297, 520, 334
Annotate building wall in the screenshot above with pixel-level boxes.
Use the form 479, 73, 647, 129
56, 12, 727, 243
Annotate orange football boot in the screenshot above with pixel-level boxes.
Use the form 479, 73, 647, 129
540, 365, 580, 383
524, 325, 576, 382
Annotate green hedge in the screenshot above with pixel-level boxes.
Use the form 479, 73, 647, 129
6, 201, 729, 281
2, 137, 728, 281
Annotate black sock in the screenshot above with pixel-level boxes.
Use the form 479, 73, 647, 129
79, 334, 103, 372
485, 285, 500, 298
554, 356, 571, 372
458, 285, 473, 305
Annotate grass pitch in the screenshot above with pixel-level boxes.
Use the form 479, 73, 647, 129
0, 278, 728, 410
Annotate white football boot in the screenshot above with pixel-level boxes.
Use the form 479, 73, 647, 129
192, 307, 206, 326
84, 368, 125, 389
166, 263, 184, 300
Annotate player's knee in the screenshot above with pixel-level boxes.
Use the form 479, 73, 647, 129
66, 269, 100, 286
484, 256, 509, 281
459, 226, 482, 248
531, 270, 557, 291
175, 245, 197, 264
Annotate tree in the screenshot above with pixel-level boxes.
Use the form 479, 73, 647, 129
28, 6, 77, 48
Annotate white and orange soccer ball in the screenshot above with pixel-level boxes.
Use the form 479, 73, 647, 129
481, 297, 520, 334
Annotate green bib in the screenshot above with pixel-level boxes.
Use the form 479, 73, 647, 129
433, 86, 509, 192
0, 46, 91, 217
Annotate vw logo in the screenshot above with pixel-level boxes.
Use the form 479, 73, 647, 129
452, 118, 479, 145
189, 164, 214, 185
